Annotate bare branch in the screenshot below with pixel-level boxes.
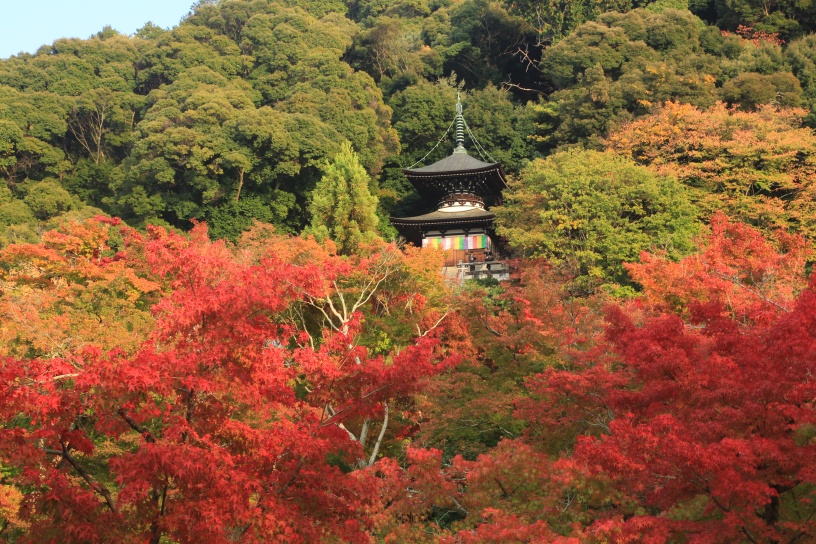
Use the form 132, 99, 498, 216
716, 272, 791, 314
118, 408, 157, 443
502, 80, 546, 94
359, 419, 371, 449
495, 478, 510, 499
52, 373, 80, 381
450, 495, 468, 516
333, 280, 349, 322
367, 402, 389, 467
46, 442, 118, 513
337, 422, 357, 442
416, 310, 450, 338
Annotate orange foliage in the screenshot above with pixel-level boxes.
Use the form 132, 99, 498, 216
0, 217, 159, 358
607, 101, 816, 241
627, 212, 811, 321
721, 25, 785, 46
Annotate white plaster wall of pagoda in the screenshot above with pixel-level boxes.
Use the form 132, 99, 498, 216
438, 203, 483, 212
425, 229, 474, 236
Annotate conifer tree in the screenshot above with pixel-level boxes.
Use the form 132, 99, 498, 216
306, 142, 380, 254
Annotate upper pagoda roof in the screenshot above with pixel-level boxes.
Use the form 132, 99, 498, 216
404, 152, 499, 176
400, 95, 507, 203
402, 155, 507, 205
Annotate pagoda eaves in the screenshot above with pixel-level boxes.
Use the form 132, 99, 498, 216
402, 152, 507, 208
389, 208, 495, 247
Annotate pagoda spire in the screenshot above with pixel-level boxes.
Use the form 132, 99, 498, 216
453, 93, 467, 154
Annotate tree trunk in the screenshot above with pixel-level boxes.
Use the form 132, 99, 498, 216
235, 168, 245, 202
367, 402, 389, 467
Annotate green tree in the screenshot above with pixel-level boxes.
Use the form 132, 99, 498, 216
504, 0, 639, 43
721, 71, 802, 108
436, 0, 537, 89
0, 186, 36, 247
713, 0, 815, 39
527, 8, 804, 149
306, 142, 380, 254
118, 65, 353, 236
387, 79, 460, 168
352, 16, 425, 83
0, 87, 69, 184
495, 149, 699, 289
118, 68, 260, 227
787, 34, 816, 125
23, 179, 76, 220
456, 84, 538, 172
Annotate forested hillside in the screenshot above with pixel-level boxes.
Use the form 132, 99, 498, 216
1, 0, 815, 243
2, 0, 816, 542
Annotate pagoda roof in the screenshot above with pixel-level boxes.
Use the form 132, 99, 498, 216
390, 207, 495, 227
398, 96, 508, 205
390, 207, 496, 246
404, 152, 499, 176
402, 152, 507, 205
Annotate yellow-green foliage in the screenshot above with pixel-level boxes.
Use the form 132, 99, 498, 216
495, 149, 699, 288
305, 142, 380, 255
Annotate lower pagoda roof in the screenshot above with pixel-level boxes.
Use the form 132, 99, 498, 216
390, 208, 496, 246
390, 208, 495, 227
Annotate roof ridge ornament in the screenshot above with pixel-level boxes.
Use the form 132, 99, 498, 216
453, 93, 467, 154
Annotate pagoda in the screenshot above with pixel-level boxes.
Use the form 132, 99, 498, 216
390, 97, 508, 274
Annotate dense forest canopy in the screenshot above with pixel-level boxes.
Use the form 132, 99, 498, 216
2, 0, 816, 543
1, 0, 815, 244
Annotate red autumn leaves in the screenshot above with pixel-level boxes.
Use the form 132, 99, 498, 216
2, 213, 816, 543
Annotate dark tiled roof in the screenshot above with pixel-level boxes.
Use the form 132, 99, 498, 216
401, 152, 507, 205
405, 152, 498, 175
390, 208, 495, 225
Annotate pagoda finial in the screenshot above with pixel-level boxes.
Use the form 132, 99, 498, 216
453, 93, 466, 154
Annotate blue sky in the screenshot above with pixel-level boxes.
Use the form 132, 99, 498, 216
1, 0, 195, 59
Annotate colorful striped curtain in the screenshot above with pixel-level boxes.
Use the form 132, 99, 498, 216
422, 235, 489, 250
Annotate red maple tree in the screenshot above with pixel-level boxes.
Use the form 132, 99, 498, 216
0, 219, 456, 543
380, 216, 816, 543
524, 215, 816, 542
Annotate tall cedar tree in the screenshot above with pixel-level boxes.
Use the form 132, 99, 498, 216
307, 142, 380, 255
